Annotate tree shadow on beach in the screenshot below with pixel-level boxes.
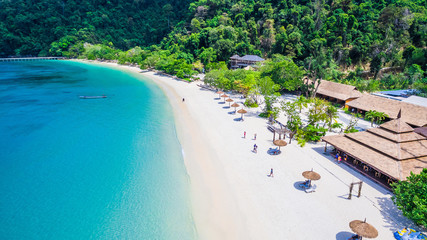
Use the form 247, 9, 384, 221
335, 231, 354, 240
376, 196, 417, 233
312, 146, 392, 195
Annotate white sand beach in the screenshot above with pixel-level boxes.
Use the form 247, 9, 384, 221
82, 60, 416, 240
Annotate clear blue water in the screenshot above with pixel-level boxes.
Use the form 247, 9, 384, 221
0, 61, 195, 239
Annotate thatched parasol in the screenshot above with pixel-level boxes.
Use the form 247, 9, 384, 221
231, 103, 239, 113
302, 169, 321, 180
216, 91, 223, 98
349, 219, 378, 239
221, 94, 229, 102
273, 139, 287, 150
225, 98, 234, 107
237, 108, 247, 120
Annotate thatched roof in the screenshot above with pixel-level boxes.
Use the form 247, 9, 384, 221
414, 127, 427, 137
311, 80, 362, 101
346, 94, 427, 127
368, 128, 425, 143
322, 118, 427, 180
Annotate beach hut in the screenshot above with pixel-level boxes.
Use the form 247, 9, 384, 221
322, 112, 427, 188
310, 80, 362, 105
230, 55, 265, 69
346, 94, 427, 128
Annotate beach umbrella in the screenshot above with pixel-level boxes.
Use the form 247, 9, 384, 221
231, 103, 240, 113
216, 91, 223, 98
226, 98, 234, 107
237, 108, 247, 120
273, 139, 287, 150
349, 219, 378, 239
221, 94, 229, 102
302, 169, 321, 180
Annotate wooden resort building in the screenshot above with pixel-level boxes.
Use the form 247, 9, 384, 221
345, 94, 427, 128
313, 80, 362, 105
322, 114, 427, 189
230, 55, 265, 69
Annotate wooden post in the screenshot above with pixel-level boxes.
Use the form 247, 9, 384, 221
273, 132, 275, 141
348, 183, 354, 199
357, 181, 363, 197
324, 143, 327, 152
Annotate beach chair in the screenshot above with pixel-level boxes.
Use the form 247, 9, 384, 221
305, 184, 317, 193
299, 180, 310, 189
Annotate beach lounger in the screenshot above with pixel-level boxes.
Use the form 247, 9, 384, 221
305, 184, 317, 193
299, 180, 311, 189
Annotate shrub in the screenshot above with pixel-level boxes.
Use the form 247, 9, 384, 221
344, 127, 359, 133
331, 122, 343, 130
391, 169, 427, 228
244, 98, 259, 108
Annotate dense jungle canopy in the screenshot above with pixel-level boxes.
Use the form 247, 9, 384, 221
0, 0, 426, 94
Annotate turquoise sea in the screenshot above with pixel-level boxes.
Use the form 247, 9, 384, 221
0, 61, 195, 239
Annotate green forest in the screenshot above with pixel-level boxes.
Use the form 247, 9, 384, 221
1, 0, 426, 95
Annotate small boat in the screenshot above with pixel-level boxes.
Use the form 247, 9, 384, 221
79, 95, 107, 99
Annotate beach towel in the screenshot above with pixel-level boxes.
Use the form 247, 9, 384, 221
394, 228, 427, 240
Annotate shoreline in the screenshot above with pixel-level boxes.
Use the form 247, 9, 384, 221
71, 60, 246, 239
71, 59, 417, 239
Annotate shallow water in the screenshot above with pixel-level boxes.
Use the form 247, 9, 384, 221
0, 61, 195, 239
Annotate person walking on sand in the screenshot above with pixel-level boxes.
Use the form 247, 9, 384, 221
269, 168, 274, 177
254, 133, 257, 140
243, 131, 246, 138
337, 155, 342, 164
182, 98, 185, 102
253, 144, 258, 153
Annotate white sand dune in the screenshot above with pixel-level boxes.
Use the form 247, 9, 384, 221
81, 61, 415, 240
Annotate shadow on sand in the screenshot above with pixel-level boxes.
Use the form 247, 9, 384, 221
312, 146, 392, 195
335, 231, 354, 240
233, 117, 244, 121
376, 196, 418, 233
293, 181, 306, 191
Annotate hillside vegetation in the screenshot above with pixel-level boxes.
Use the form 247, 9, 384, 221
1, 0, 426, 95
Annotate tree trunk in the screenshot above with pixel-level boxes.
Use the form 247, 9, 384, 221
313, 78, 321, 97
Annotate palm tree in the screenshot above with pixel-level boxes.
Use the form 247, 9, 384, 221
374, 111, 388, 125
365, 110, 388, 126
365, 110, 377, 127
326, 104, 339, 130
